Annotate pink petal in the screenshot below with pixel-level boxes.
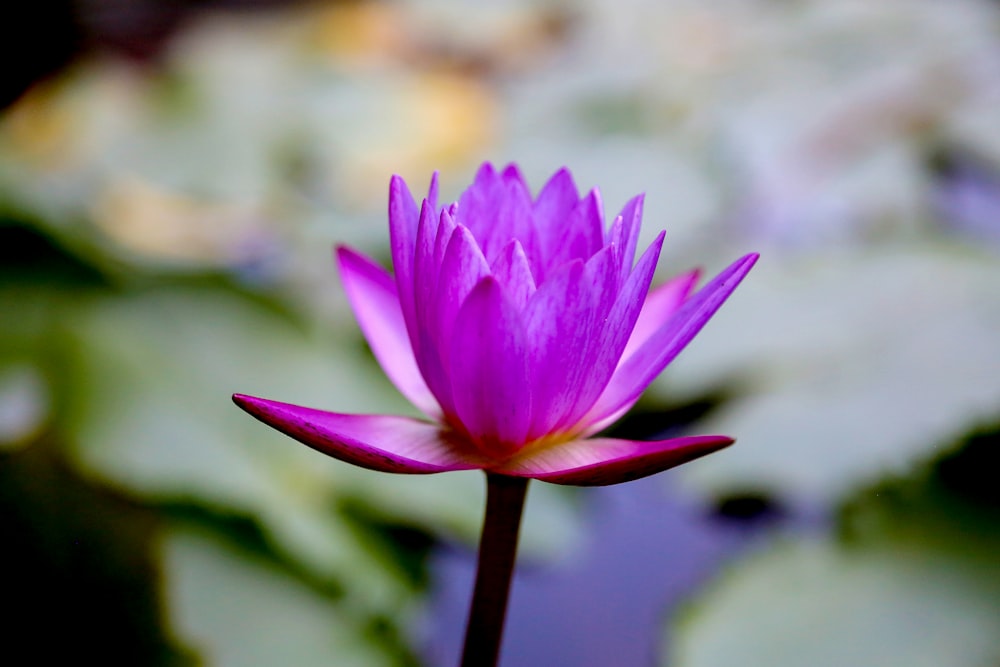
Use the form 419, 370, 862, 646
500, 162, 529, 190
523, 246, 618, 438
490, 239, 537, 310
619, 268, 701, 364
588, 253, 760, 424
232, 394, 485, 473
427, 171, 440, 212
492, 434, 734, 486
548, 188, 605, 268
388, 175, 419, 331
532, 167, 579, 282
549, 245, 623, 431
448, 277, 532, 458
407, 202, 452, 412
559, 231, 665, 432
459, 166, 535, 266
534, 167, 579, 222
608, 194, 644, 284
335, 247, 440, 418
433, 225, 491, 347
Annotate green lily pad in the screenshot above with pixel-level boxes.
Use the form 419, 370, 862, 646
64, 287, 416, 601
669, 426, 1000, 667
669, 538, 1000, 667
163, 525, 414, 667
664, 247, 1000, 504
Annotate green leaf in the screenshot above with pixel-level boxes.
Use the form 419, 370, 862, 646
665, 248, 1000, 504
64, 288, 414, 603
163, 526, 414, 667
670, 539, 1000, 667
670, 426, 1000, 667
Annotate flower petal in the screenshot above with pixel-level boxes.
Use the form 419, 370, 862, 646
608, 194, 644, 284
388, 175, 419, 330
532, 167, 579, 282
492, 434, 734, 486
433, 225, 491, 346
500, 162, 529, 191
232, 394, 484, 473
448, 277, 532, 457
548, 188, 605, 268
335, 246, 440, 418
406, 199, 453, 413
619, 268, 701, 364
490, 239, 537, 310
588, 253, 760, 423
523, 245, 618, 438
559, 231, 665, 433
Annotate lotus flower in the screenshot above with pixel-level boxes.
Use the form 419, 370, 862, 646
234, 163, 757, 486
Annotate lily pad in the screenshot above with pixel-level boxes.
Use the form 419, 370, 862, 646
669, 538, 1000, 667
163, 525, 412, 667
668, 427, 1000, 667
664, 247, 1000, 504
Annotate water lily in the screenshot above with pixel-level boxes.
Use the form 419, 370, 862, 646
234, 162, 757, 665
234, 163, 757, 486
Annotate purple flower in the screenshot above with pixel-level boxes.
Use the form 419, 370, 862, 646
234, 163, 757, 486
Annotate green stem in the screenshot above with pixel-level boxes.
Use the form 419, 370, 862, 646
460, 472, 530, 667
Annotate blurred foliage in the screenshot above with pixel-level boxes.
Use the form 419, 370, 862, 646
669, 423, 1000, 667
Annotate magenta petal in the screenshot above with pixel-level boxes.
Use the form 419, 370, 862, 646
534, 167, 579, 222
619, 268, 701, 364
434, 225, 491, 344
335, 247, 439, 418
233, 394, 484, 473
547, 245, 622, 432
448, 277, 531, 456
500, 162, 529, 191
491, 239, 537, 310
493, 435, 734, 486
609, 194, 644, 282
549, 188, 605, 267
559, 231, 665, 432
589, 253, 759, 423
388, 175, 419, 329
532, 167, 579, 281
523, 253, 613, 438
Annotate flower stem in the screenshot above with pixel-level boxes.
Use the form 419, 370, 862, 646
460, 472, 529, 667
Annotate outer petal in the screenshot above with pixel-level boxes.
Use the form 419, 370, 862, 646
335, 246, 440, 418
558, 231, 665, 432
587, 253, 759, 424
232, 394, 484, 473
523, 246, 618, 439
388, 175, 420, 330
607, 194, 644, 284
619, 268, 701, 365
492, 434, 734, 486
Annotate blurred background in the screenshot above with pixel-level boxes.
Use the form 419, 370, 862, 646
2, 0, 999, 665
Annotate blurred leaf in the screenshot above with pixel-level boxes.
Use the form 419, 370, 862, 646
63, 287, 416, 607
163, 525, 416, 667
669, 248, 1000, 504
670, 538, 1000, 667
669, 425, 1000, 667
0, 217, 110, 287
